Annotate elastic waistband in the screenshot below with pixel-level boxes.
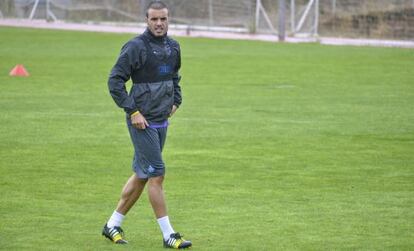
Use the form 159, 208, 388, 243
148, 120, 169, 129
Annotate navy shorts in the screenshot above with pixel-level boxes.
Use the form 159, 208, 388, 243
126, 117, 168, 179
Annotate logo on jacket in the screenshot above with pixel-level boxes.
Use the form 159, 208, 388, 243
159, 65, 172, 75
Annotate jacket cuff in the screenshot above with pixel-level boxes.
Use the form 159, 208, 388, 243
125, 108, 139, 116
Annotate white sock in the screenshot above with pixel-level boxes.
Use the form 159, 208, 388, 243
157, 216, 175, 240
107, 211, 125, 228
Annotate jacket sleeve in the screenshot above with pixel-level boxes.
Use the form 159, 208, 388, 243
172, 43, 182, 107
107, 40, 143, 115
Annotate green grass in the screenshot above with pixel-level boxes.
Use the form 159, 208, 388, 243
0, 26, 413, 250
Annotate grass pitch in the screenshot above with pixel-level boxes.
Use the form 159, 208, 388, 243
0, 27, 413, 250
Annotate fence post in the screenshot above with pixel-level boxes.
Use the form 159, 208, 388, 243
209, 0, 213, 27
314, 0, 319, 36
278, 0, 286, 41
291, 0, 295, 34
255, 0, 260, 33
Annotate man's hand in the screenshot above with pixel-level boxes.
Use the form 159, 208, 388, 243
131, 112, 149, 130
169, 105, 178, 117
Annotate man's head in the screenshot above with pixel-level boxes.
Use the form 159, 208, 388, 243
146, 1, 169, 37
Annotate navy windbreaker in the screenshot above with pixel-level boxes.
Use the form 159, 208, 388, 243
108, 29, 182, 123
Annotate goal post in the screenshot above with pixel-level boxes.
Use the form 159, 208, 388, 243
255, 0, 319, 38
290, 0, 319, 37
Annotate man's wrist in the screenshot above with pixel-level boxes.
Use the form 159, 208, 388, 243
130, 110, 140, 116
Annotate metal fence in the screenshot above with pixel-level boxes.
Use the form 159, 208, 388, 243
1, 0, 413, 40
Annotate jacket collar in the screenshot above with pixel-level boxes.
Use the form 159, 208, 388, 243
144, 28, 167, 43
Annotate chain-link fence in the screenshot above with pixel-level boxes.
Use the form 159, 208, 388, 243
1, 0, 413, 40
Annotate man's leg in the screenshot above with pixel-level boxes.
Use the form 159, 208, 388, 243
116, 174, 147, 215
103, 174, 147, 244
107, 173, 147, 227
148, 175, 192, 249
129, 125, 192, 248
147, 175, 167, 218
148, 175, 175, 240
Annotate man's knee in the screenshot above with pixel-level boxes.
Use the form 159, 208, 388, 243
148, 175, 164, 187
121, 175, 147, 198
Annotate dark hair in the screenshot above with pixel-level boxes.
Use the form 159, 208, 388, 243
146, 1, 168, 17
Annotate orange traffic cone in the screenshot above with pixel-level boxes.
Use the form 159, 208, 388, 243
9, 64, 30, 77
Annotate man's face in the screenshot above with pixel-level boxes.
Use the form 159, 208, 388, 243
147, 8, 169, 37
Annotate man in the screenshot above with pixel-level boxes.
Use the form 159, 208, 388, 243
102, 1, 192, 249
